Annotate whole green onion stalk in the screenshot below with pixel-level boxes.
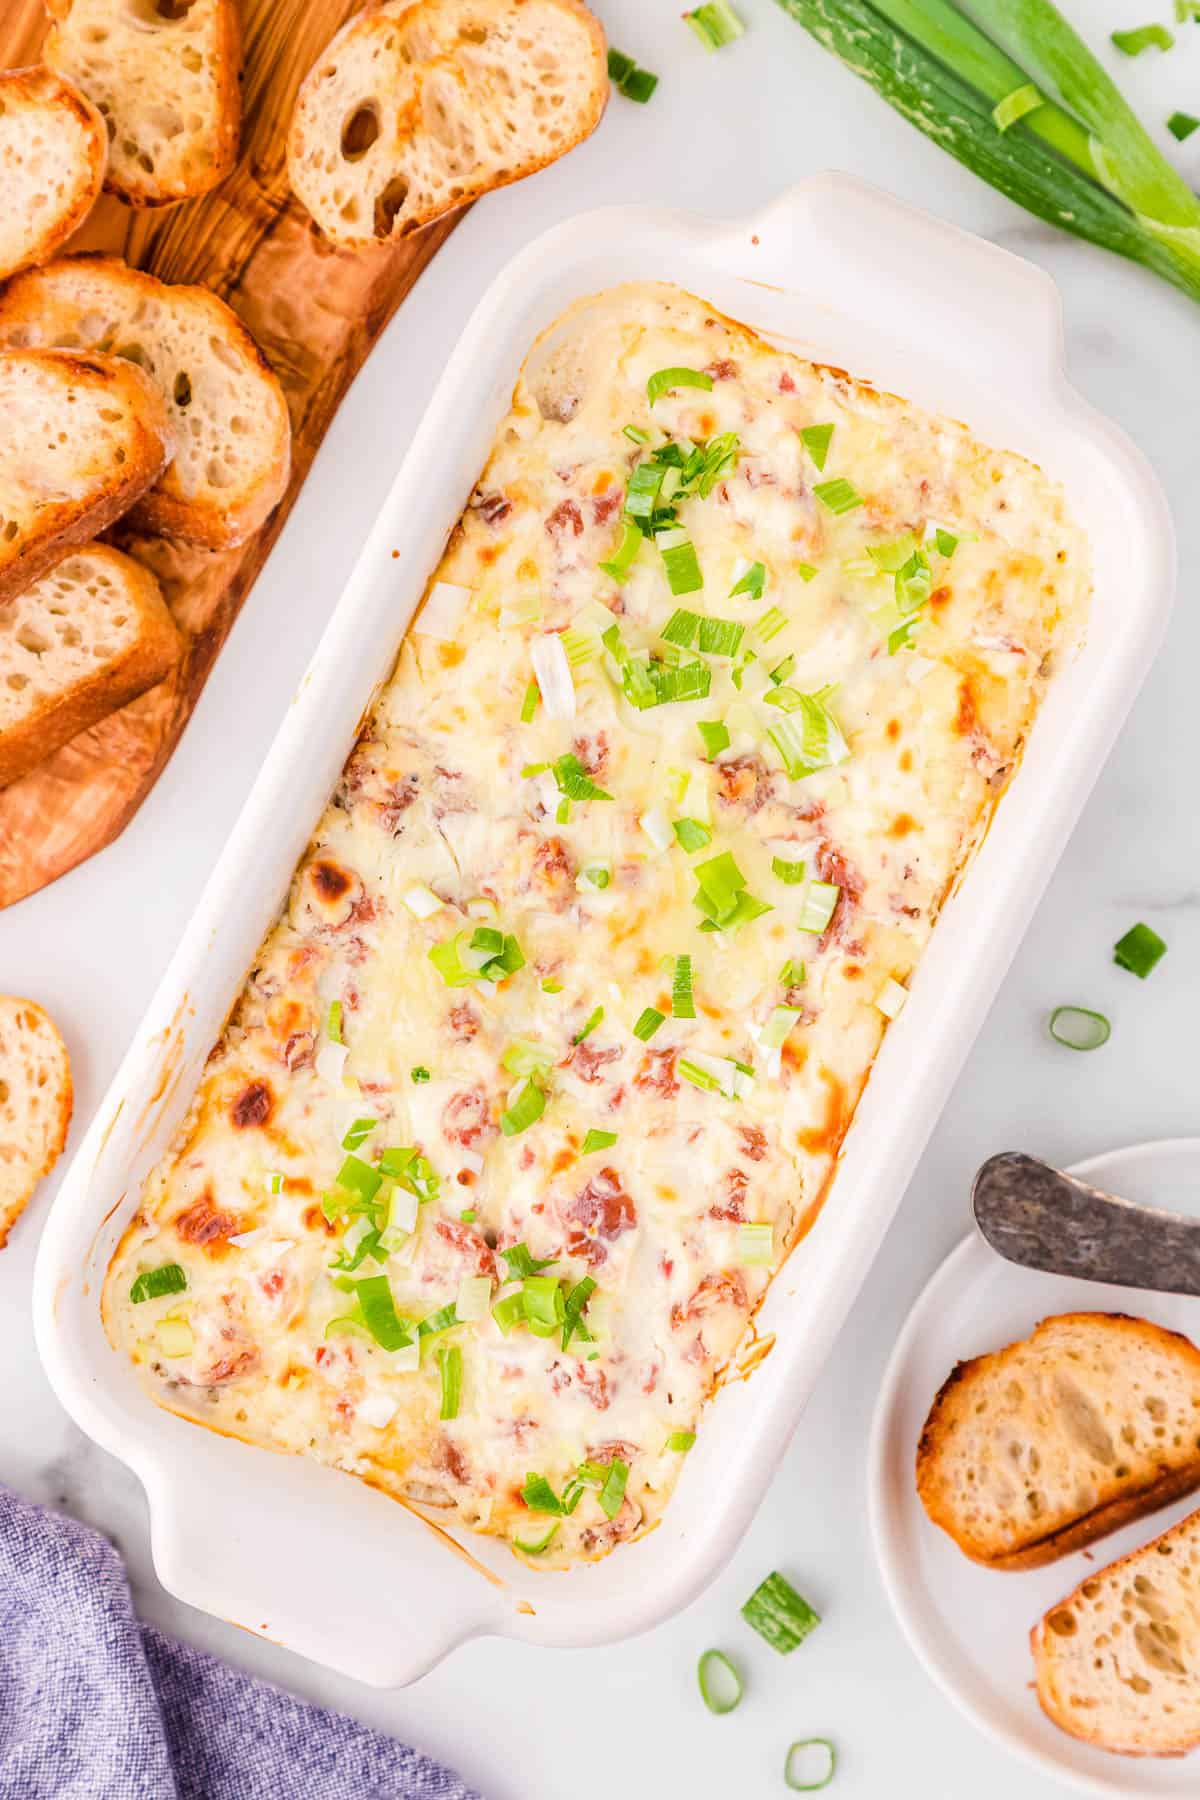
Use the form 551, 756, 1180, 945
774, 0, 1200, 306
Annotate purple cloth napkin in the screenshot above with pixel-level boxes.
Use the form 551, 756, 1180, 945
0, 1483, 481, 1800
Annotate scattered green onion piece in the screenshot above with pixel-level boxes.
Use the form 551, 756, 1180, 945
620, 65, 658, 102
580, 862, 612, 890
266, 1171, 285, 1195
1114, 920, 1167, 977
770, 653, 796, 686
1111, 22, 1174, 52
598, 1458, 629, 1518
633, 1006, 665, 1041
501, 1078, 547, 1136
894, 549, 933, 613
741, 1571, 821, 1653
647, 366, 714, 406
355, 1275, 412, 1353
800, 423, 835, 469
599, 518, 643, 584
326, 1000, 343, 1043
572, 1005, 604, 1045
739, 1222, 775, 1265
729, 560, 766, 600
768, 694, 850, 782
667, 1430, 696, 1452
1048, 1005, 1112, 1050
799, 880, 840, 934
662, 607, 701, 647
502, 1037, 556, 1077
993, 81, 1043, 130
785, 1740, 837, 1792
337, 1154, 382, 1203
542, 978, 564, 994
582, 1128, 618, 1154
492, 1292, 525, 1334
129, 1263, 188, 1304
437, 1344, 463, 1419
460, 1208, 476, 1224
411, 1065, 430, 1084
624, 461, 667, 522
685, 0, 745, 47
341, 1116, 377, 1151
697, 1648, 744, 1714
659, 529, 704, 596
519, 680, 539, 723
679, 1057, 722, 1093
674, 817, 712, 852
772, 853, 807, 884
1178, 0, 1200, 18
513, 1522, 560, 1555
623, 423, 651, 444
417, 1302, 459, 1339
760, 1005, 801, 1050
698, 616, 744, 657
502, 1243, 555, 1278
934, 526, 960, 557
779, 958, 807, 987
671, 954, 696, 1019
752, 605, 788, 644
812, 478, 863, 515
522, 1275, 566, 1335
1169, 110, 1200, 139
521, 1472, 571, 1515
607, 45, 636, 81
562, 1275, 597, 1350
697, 720, 731, 759
795, 562, 818, 582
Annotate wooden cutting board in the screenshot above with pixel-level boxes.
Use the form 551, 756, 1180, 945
0, 0, 462, 909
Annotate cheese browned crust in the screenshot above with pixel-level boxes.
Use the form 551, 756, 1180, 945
104, 284, 1089, 1567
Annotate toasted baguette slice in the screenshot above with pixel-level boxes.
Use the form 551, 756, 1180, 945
43, 0, 241, 207
0, 996, 72, 1247
0, 65, 106, 283
288, 0, 607, 248
916, 1313, 1200, 1570
0, 545, 181, 788
0, 346, 171, 604
1032, 1507, 1200, 1755
0, 258, 291, 548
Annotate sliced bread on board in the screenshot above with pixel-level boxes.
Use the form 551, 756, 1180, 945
0, 257, 291, 549
0, 545, 181, 789
42, 0, 241, 207
916, 1313, 1200, 1569
1032, 1505, 1200, 1755
0, 996, 72, 1248
288, 0, 607, 248
0, 65, 106, 282
0, 346, 171, 605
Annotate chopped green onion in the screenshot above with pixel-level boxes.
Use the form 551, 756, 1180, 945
671, 954, 696, 1018
599, 518, 643, 584
800, 423, 835, 469
417, 1301, 459, 1339
355, 1275, 412, 1353
492, 1292, 525, 1334
799, 879, 840, 934
812, 477, 863, 515
673, 817, 712, 852
1048, 1004, 1112, 1050
769, 653, 796, 686
729, 560, 766, 600
500, 1077, 547, 1136
513, 1522, 560, 1555
624, 460, 666, 521
520, 680, 539, 723
623, 423, 651, 444
562, 1275, 597, 1350
619, 65, 658, 102
768, 693, 850, 782
698, 616, 744, 657
411, 1065, 430, 1084
1178, 0, 1200, 18
739, 1222, 774, 1264
785, 1740, 837, 1792
129, 1263, 187, 1304
561, 627, 598, 669
521, 1472, 576, 1515
647, 366, 714, 406
685, 0, 745, 47
1113, 921, 1167, 977
795, 562, 818, 582
437, 1344, 463, 1419
934, 526, 960, 557
1169, 109, 1200, 139
661, 607, 702, 647
752, 605, 788, 644
607, 45, 636, 81
582, 1128, 618, 1154
741, 1571, 821, 1653
337, 1154, 383, 1203
894, 549, 932, 613
779, 958, 807, 987
697, 720, 731, 759
326, 1000, 343, 1043
633, 1006, 666, 1041
502, 1242, 555, 1278
679, 1056, 722, 1093
542, 978, 564, 994
460, 1208, 476, 1224
599, 1458, 629, 1518
341, 1116, 377, 1151
993, 81, 1043, 130
658, 529, 704, 596
580, 861, 612, 890
1111, 22, 1174, 52
697, 1648, 744, 1714
502, 1037, 556, 1077
572, 1005, 604, 1044
760, 1005, 801, 1051
772, 853, 807, 885
266, 1171, 285, 1195
522, 1274, 566, 1335
667, 1430, 696, 1452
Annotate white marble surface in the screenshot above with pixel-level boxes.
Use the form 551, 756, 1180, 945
3, 2, 1200, 1794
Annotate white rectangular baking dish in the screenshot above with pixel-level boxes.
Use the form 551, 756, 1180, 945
33, 175, 1173, 1687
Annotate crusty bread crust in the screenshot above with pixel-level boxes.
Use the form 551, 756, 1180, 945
917, 1312, 1200, 1570
0, 996, 72, 1247
0, 544, 181, 788
0, 65, 106, 281
0, 257, 291, 548
288, 0, 607, 248
1032, 1506, 1200, 1755
43, 0, 241, 208
0, 347, 172, 604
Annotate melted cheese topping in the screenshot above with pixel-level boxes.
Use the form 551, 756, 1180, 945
104, 284, 1089, 1567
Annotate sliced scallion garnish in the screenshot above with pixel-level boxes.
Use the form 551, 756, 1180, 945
658, 528, 704, 596
741, 1570, 821, 1653
666, 1429, 696, 1451
437, 1344, 462, 1419
502, 1242, 555, 1279
799, 423, 835, 469
647, 366, 714, 406
812, 477, 863, 514
355, 1274, 412, 1353
607, 47, 658, 101
1113, 920, 1167, 977
599, 1457, 629, 1518
326, 1000, 343, 1043
674, 817, 712, 852
738, 1222, 774, 1264
697, 719, 731, 760
572, 1005, 604, 1044
1111, 21, 1174, 52
729, 559, 766, 600
671, 954, 696, 1018
341, 1116, 377, 1151
501, 1077, 548, 1137
1169, 109, 1200, 139
785, 1740, 836, 1792
633, 1006, 666, 1041
411, 1065, 430, 1083
129, 1263, 187, 1304
514, 1522, 560, 1555
599, 517, 644, 584
582, 1128, 618, 1154
519, 680, 539, 723
685, 0, 745, 47
768, 692, 850, 782
1048, 1004, 1111, 1050
697, 1648, 744, 1714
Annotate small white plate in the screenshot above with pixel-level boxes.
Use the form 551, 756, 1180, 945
869, 1137, 1200, 1797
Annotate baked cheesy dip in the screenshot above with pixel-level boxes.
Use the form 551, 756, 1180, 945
106, 284, 1089, 1566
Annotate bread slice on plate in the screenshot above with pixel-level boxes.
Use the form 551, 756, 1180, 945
0, 346, 171, 605
0, 996, 72, 1248
288, 0, 607, 248
43, 0, 241, 207
916, 1312, 1200, 1570
0, 65, 106, 283
0, 257, 291, 549
1032, 1506, 1200, 1755
0, 545, 181, 789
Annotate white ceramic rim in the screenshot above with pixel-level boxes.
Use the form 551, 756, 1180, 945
32, 175, 1176, 1685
